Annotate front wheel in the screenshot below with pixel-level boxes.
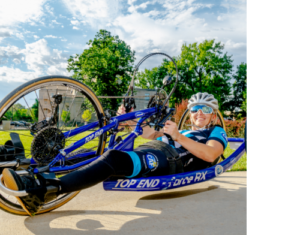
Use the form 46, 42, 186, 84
0, 75, 106, 215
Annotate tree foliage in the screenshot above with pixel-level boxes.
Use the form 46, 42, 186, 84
135, 39, 233, 110
67, 30, 135, 110
82, 110, 92, 122
31, 99, 39, 121
231, 62, 247, 115
61, 110, 70, 123
241, 87, 247, 113
3, 103, 33, 122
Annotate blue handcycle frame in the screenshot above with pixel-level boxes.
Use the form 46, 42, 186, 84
31, 107, 158, 174
29, 103, 246, 192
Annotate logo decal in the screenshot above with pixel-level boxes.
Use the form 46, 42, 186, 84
145, 154, 158, 171
135, 112, 144, 118
221, 133, 228, 142
85, 129, 103, 143
215, 165, 223, 176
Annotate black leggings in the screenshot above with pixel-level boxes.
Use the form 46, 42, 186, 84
59, 148, 169, 194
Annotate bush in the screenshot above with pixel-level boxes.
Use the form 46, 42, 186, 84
225, 118, 246, 138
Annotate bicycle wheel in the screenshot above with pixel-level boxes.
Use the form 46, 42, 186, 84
178, 109, 226, 131
0, 75, 106, 215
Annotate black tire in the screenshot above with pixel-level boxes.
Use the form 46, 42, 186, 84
0, 75, 106, 215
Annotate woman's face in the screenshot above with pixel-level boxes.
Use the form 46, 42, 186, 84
190, 109, 215, 129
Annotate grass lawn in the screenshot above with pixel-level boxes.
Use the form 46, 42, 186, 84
0, 130, 246, 171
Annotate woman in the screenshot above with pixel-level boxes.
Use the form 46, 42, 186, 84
2, 92, 227, 216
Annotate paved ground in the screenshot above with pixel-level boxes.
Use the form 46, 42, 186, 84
0, 171, 246, 235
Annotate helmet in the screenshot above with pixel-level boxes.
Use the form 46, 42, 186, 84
188, 92, 219, 110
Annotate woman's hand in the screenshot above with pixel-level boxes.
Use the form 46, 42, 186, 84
117, 104, 126, 116
117, 104, 134, 116
163, 120, 181, 141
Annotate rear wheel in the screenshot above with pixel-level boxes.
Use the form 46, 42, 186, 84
0, 76, 106, 215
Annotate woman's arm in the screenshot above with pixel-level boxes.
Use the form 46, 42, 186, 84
117, 105, 164, 140
140, 125, 164, 140
163, 120, 224, 162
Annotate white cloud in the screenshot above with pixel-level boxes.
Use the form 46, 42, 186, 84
0, 39, 71, 83
111, 0, 246, 68
13, 58, 21, 64
0, 29, 12, 42
24, 39, 69, 74
225, 40, 246, 49
112, 1, 212, 55
73, 26, 80, 30
0, 45, 23, 63
47, 62, 72, 76
61, 39, 67, 42
15, 33, 24, 40
128, 0, 137, 4
33, 35, 40, 39
45, 35, 58, 38
128, 1, 153, 13
45, 3, 54, 16
0, 66, 38, 82
71, 20, 80, 25
62, 0, 120, 29
0, 0, 46, 26
51, 19, 60, 24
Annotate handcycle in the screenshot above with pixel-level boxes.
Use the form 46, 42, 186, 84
0, 53, 246, 216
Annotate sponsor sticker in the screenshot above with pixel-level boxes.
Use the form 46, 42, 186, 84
85, 134, 94, 144
215, 165, 223, 176
145, 154, 158, 171
135, 112, 144, 118
221, 133, 228, 142
85, 129, 104, 143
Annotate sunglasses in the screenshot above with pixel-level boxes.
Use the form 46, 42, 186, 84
190, 105, 213, 114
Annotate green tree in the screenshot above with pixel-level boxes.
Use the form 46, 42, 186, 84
13, 103, 25, 110
67, 30, 135, 110
241, 87, 247, 113
231, 62, 247, 115
13, 109, 31, 121
61, 110, 70, 123
135, 39, 233, 110
31, 99, 39, 121
82, 110, 92, 122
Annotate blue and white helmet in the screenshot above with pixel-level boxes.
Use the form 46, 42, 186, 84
187, 92, 219, 111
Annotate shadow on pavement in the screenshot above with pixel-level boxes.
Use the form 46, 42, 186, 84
23, 183, 246, 235
140, 185, 218, 200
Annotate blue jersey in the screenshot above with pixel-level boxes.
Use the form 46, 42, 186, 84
156, 126, 228, 171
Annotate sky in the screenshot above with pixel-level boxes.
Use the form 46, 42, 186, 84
0, 0, 246, 101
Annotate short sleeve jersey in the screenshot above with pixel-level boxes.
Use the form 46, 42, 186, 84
156, 126, 228, 171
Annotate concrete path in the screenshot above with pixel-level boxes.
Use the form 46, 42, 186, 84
0, 172, 246, 235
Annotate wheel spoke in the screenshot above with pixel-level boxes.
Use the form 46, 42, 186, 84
34, 90, 46, 120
